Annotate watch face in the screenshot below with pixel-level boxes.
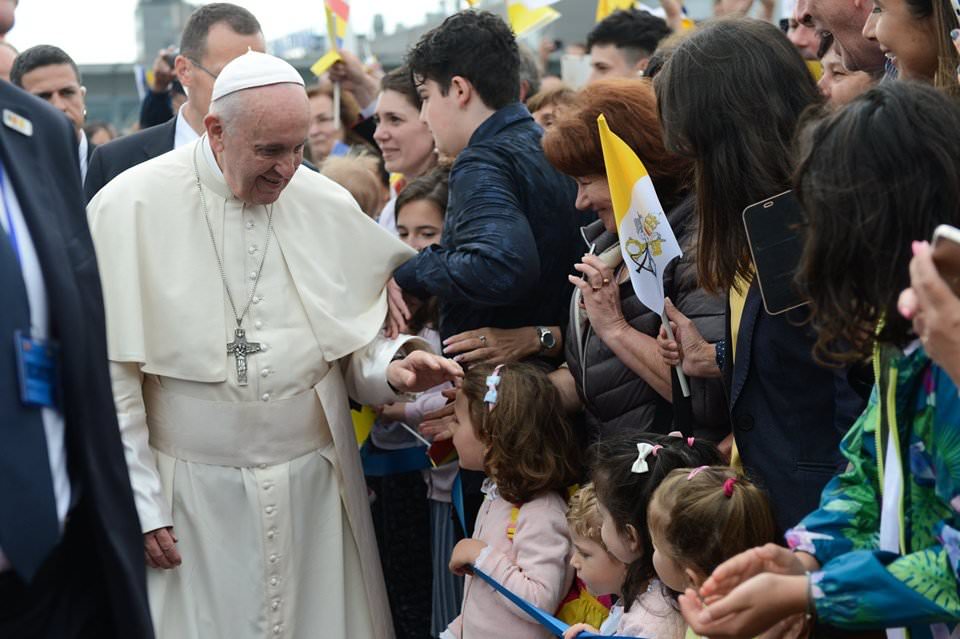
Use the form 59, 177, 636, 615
541, 329, 556, 349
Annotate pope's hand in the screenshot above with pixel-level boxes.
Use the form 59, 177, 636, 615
144, 526, 181, 570
388, 351, 463, 394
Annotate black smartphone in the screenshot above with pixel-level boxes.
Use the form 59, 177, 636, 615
742, 190, 809, 315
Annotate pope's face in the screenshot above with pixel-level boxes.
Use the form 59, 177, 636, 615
207, 83, 310, 206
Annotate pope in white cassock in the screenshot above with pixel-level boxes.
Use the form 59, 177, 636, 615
87, 51, 462, 639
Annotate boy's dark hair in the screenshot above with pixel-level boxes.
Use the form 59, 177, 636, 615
406, 10, 520, 110
590, 432, 722, 610
180, 2, 262, 62
586, 9, 671, 63
11, 45, 80, 87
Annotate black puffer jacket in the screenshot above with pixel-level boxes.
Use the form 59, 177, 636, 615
565, 195, 730, 442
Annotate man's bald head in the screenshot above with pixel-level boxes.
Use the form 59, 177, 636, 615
798, 0, 884, 73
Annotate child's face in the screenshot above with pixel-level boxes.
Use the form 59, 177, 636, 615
452, 391, 486, 472
396, 199, 443, 252
650, 533, 693, 593
597, 500, 643, 564
569, 534, 628, 597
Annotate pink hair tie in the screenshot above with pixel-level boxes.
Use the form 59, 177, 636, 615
686, 437, 695, 448
723, 477, 738, 498
686, 465, 709, 480
651, 445, 663, 457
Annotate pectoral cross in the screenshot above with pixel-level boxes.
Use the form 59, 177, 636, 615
227, 327, 261, 386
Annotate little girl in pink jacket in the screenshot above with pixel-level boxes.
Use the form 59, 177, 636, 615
441, 363, 581, 639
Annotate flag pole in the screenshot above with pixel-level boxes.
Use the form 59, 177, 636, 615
661, 311, 691, 398
325, 4, 342, 131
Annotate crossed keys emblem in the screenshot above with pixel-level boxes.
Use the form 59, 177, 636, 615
624, 212, 666, 278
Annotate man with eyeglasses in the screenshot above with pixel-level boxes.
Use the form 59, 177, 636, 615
11, 45, 94, 182
84, 2, 265, 201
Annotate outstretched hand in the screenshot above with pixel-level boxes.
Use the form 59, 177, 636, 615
388, 351, 463, 394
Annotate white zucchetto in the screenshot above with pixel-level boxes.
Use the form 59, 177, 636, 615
211, 49, 305, 102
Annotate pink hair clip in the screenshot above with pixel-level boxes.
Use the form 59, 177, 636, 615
686, 437, 695, 447
687, 465, 709, 480
723, 477, 738, 498
651, 445, 663, 457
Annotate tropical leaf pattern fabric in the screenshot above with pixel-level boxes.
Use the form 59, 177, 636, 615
786, 347, 960, 637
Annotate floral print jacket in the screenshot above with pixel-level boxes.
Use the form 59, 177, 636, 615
786, 346, 960, 638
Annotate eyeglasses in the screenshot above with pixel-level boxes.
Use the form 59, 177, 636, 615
187, 57, 219, 80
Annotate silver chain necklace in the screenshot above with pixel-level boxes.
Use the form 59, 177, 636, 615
192, 143, 275, 385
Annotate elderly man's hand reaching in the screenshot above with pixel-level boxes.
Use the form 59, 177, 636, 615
387, 350, 463, 394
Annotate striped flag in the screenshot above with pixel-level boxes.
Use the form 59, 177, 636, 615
325, 0, 349, 48
597, 114, 681, 316
507, 1, 561, 37
596, 0, 636, 21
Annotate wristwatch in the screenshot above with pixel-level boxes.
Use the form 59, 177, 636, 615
536, 326, 556, 353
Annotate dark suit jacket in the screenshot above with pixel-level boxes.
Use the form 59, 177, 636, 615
724, 282, 866, 534
0, 83, 153, 638
85, 140, 96, 164
84, 116, 176, 202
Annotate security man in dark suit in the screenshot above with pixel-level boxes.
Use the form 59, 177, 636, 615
10, 44, 97, 183
0, 79, 153, 637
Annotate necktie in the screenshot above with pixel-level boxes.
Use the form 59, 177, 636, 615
0, 207, 60, 581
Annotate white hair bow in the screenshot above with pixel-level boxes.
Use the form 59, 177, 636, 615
631, 442, 656, 474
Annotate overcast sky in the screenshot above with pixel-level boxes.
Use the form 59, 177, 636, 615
9, 0, 459, 64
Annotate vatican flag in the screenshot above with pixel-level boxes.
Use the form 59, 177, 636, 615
597, 114, 681, 316
598, 113, 689, 395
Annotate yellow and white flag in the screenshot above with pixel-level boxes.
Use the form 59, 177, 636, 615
596, 0, 635, 21
507, 0, 561, 37
597, 114, 681, 316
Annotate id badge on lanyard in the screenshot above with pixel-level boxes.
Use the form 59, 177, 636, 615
1, 163, 61, 409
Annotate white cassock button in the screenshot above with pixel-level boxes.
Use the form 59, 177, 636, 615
270, 554, 278, 563
255, 320, 263, 329
261, 369, 270, 378
246, 221, 255, 230
261, 343, 269, 352
272, 600, 280, 610
263, 481, 273, 490
270, 577, 279, 586
248, 245, 258, 254
249, 271, 257, 281
265, 505, 275, 514
258, 463, 267, 470
253, 296, 261, 304
262, 393, 270, 402
273, 625, 281, 635
267, 528, 276, 539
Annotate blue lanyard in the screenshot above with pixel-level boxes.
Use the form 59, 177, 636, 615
456, 473, 634, 639
0, 161, 22, 264
470, 566, 632, 638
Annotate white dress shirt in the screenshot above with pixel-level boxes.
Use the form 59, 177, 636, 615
0, 157, 71, 572
78, 129, 88, 183
174, 104, 201, 150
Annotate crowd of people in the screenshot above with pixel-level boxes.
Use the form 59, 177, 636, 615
4, 0, 960, 638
